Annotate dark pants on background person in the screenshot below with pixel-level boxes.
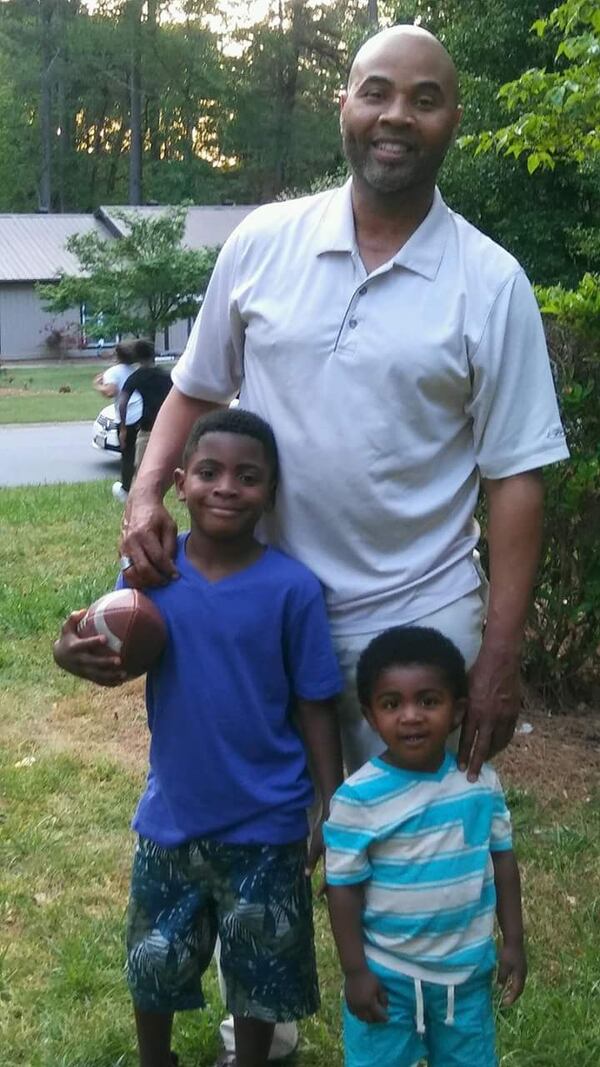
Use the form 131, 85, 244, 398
120, 424, 139, 493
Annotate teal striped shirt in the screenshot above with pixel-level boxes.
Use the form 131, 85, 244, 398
324, 752, 512, 984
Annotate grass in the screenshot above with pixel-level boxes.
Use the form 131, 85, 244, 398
0, 362, 109, 424
1, 481, 599, 1066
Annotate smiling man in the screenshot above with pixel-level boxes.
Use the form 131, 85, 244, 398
121, 27, 567, 1064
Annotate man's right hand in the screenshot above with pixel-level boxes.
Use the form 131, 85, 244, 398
119, 492, 179, 588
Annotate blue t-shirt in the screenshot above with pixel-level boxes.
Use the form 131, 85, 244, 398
119, 535, 342, 847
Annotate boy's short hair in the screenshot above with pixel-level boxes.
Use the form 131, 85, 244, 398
357, 626, 468, 708
115, 339, 155, 364
183, 408, 279, 483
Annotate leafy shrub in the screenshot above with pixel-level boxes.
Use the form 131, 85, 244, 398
524, 317, 600, 698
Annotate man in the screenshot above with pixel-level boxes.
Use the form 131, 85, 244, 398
121, 25, 567, 1063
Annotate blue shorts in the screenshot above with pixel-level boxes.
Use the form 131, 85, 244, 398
343, 970, 497, 1067
126, 835, 319, 1021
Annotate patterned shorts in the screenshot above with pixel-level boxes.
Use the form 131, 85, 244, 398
126, 835, 320, 1020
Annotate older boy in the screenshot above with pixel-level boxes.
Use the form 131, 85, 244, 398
54, 409, 343, 1067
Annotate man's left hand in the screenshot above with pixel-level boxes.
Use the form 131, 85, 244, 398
118, 426, 127, 451
458, 644, 521, 781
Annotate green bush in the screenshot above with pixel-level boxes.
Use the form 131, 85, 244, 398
524, 317, 600, 698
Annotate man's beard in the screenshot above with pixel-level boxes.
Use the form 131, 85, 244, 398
342, 129, 418, 194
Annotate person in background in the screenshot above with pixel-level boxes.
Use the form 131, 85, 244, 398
94, 339, 148, 504
117, 345, 173, 478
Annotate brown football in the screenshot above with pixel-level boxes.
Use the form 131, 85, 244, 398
77, 588, 167, 678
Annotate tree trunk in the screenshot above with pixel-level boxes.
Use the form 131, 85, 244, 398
39, 1, 54, 212
367, 0, 378, 27
128, 0, 144, 205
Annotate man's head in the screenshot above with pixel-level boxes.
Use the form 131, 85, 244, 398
175, 409, 279, 543
357, 626, 467, 772
340, 26, 462, 198
114, 339, 155, 365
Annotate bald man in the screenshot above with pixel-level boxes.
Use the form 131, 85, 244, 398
119, 27, 567, 1064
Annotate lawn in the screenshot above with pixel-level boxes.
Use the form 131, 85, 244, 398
1, 481, 599, 1066
0, 361, 109, 424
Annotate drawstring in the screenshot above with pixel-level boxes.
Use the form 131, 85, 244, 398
445, 984, 455, 1026
414, 978, 425, 1034
412, 979, 455, 1033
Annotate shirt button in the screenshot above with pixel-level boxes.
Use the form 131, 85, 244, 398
349, 318, 358, 329
358, 286, 367, 296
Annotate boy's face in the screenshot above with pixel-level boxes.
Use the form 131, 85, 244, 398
363, 662, 465, 773
174, 431, 275, 542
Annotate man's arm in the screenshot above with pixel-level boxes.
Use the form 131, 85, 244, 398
326, 883, 388, 1023
295, 698, 344, 873
459, 469, 544, 779
491, 849, 527, 1005
120, 386, 224, 586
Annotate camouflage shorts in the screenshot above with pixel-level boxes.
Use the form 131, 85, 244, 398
126, 835, 320, 1019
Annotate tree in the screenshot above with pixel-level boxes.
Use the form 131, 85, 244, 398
38, 206, 219, 341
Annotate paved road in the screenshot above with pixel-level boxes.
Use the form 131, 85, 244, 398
0, 421, 120, 487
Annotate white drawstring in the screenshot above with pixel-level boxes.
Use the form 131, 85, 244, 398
445, 984, 455, 1026
414, 977, 426, 1034
412, 978, 455, 1033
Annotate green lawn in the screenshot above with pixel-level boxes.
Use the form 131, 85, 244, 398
0, 361, 109, 424
1, 482, 599, 1066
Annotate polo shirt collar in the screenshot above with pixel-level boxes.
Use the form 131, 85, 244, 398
315, 180, 450, 281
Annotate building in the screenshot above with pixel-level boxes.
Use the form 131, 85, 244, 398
0, 205, 257, 361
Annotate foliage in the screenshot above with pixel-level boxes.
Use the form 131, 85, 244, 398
525, 320, 600, 697
461, 0, 600, 170
38, 207, 219, 341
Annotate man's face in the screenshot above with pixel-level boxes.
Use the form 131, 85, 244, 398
340, 35, 462, 197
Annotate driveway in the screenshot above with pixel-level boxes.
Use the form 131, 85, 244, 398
0, 421, 119, 487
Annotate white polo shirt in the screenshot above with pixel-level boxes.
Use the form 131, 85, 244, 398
173, 183, 568, 635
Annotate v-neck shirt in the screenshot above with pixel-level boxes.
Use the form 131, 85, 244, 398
121, 535, 342, 846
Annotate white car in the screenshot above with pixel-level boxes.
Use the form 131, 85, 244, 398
92, 403, 120, 454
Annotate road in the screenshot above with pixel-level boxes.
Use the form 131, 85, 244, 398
0, 421, 120, 487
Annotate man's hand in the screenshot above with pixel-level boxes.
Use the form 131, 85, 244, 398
118, 425, 127, 451
53, 611, 127, 687
497, 942, 527, 1005
120, 492, 179, 588
459, 644, 521, 781
345, 968, 388, 1023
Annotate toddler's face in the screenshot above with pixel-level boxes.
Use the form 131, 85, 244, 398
364, 662, 464, 773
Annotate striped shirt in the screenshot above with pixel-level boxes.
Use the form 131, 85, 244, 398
324, 752, 512, 985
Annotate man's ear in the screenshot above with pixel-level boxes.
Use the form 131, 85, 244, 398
174, 467, 186, 502
452, 697, 468, 730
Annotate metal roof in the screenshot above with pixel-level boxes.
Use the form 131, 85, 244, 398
0, 214, 110, 282
0, 204, 260, 283
96, 204, 259, 250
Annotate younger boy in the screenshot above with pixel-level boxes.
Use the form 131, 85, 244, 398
54, 409, 343, 1067
324, 626, 526, 1067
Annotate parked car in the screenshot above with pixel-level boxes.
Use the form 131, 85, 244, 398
92, 403, 120, 453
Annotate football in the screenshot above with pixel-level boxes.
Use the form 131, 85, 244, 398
77, 588, 167, 678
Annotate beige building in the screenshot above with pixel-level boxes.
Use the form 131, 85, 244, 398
0, 205, 257, 361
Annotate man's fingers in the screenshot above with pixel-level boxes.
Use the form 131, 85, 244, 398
458, 711, 477, 772
122, 529, 178, 588
488, 716, 517, 759
466, 723, 493, 782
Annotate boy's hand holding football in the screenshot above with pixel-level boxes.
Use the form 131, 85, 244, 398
53, 611, 127, 687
